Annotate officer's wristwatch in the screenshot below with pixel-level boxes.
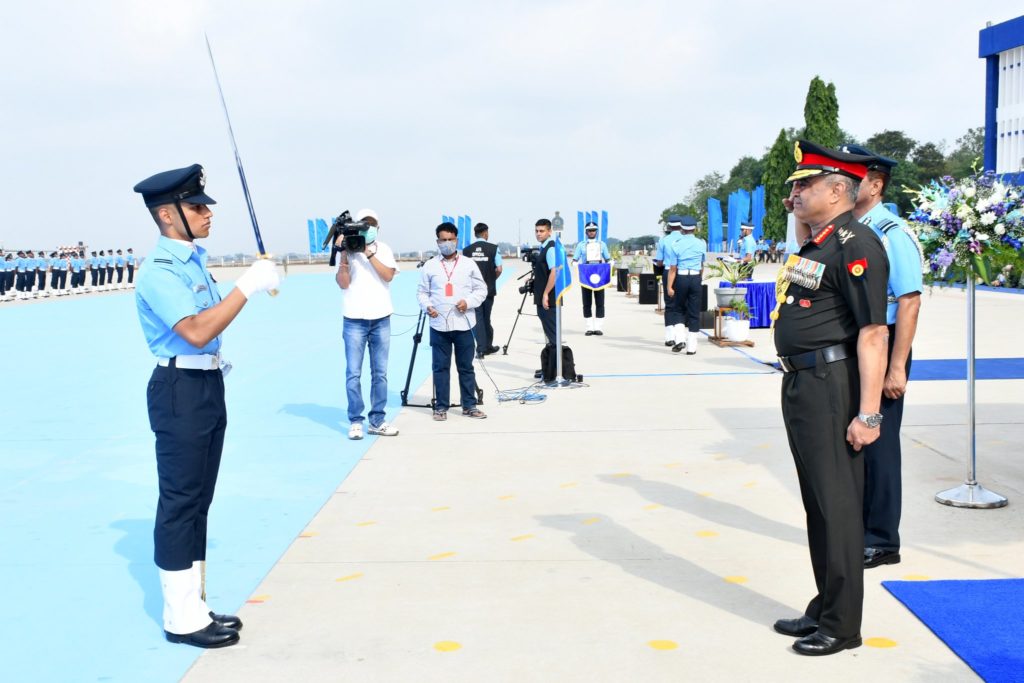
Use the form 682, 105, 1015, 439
857, 412, 884, 429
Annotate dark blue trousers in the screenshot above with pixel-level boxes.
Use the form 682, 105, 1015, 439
430, 328, 477, 412
663, 275, 681, 327
863, 336, 912, 551
147, 364, 227, 571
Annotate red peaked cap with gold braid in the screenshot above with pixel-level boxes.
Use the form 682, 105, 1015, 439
786, 140, 872, 183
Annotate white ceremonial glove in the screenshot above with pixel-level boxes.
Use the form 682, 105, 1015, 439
235, 259, 281, 299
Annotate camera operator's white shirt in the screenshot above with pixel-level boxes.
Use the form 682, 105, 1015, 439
342, 241, 399, 320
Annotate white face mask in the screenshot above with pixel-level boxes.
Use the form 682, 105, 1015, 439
437, 241, 458, 256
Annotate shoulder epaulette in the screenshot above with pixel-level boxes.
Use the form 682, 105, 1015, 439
876, 218, 899, 234
152, 258, 173, 265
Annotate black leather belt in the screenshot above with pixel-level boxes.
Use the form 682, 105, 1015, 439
778, 341, 857, 373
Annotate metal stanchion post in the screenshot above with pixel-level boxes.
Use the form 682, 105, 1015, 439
935, 276, 1007, 508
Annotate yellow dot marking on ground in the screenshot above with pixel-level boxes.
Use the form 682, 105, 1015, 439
865, 637, 898, 648
698, 492, 713, 498
902, 574, 931, 581
498, 495, 516, 501
246, 594, 271, 604
743, 481, 757, 489
511, 534, 535, 542
648, 640, 678, 651
434, 641, 462, 652
429, 552, 457, 561
696, 530, 719, 538
756, 443, 771, 449
610, 472, 633, 478
724, 576, 748, 584
336, 573, 364, 583
644, 504, 661, 511
431, 506, 451, 512
662, 462, 684, 469
356, 521, 377, 527
582, 517, 601, 525
298, 532, 318, 538
560, 482, 578, 488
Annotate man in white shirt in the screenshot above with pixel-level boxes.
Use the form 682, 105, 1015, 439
417, 222, 488, 421
335, 208, 400, 440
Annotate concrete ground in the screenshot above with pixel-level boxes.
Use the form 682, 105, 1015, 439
181, 261, 1022, 683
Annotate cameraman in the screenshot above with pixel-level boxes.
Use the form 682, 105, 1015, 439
335, 208, 400, 440
533, 218, 557, 345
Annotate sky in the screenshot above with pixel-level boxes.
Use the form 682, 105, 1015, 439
1, 1, 1022, 256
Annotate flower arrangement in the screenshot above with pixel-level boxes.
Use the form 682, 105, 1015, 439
906, 168, 1024, 283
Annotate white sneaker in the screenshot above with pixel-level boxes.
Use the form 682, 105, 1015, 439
348, 423, 364, 440
367, 422, 399, 436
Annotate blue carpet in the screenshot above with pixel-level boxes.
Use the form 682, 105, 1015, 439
0, 269, 463, 683
883, 579, 1024, 682
910, 358, 1024, 381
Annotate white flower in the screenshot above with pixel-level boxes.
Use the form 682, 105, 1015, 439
956, 204, 974, 219
963, 218, 973, 229
980, 212, 996, 226
963, 186, 976, 198
995, 224, 1006, 235
930, 210, 943, 221
976, 233, 990, 241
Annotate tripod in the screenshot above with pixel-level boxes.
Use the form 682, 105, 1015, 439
400, 309, 435, 409
501, 271, 534, 355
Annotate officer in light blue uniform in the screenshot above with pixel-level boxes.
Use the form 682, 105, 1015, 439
573, 221, 611, 336
664, 215, 707, 354
0, 253, 8, 297
134, 163, 280, 649
126, 248, 137, 285
655, 216, 685, 345
739, 222, 757, 264
115, 249, 126, 286
71, 252, 84, 291
843, 143, 924, 571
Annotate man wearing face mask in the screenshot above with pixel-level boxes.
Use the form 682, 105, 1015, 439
335, 208, 400, 440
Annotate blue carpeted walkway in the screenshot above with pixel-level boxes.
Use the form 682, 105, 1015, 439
0, 270, 438, 683
884, 579, 1024, 682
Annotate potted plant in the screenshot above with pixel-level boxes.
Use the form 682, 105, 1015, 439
703, 258, 754, 308
724, 298, 751, 342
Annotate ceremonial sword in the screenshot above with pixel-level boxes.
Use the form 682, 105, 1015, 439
204, 35, 284, 290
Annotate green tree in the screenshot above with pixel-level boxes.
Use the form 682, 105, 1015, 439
946, 126, 984, 178
659, 202, 700, 226
761, 128, 796, 242
722, 156, 765, 196
912, 141, 947, 183
864, 130, 917, 161
803, 76, 841, 148
886, 159, 921, 216
684, 172, 725, 221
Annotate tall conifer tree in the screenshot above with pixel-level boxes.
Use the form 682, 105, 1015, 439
803, 76, 841, 148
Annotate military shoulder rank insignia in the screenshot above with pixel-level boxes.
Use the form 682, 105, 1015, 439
812, 224, 834, 245
847, 258, 868, 277
837, 227, 855, 244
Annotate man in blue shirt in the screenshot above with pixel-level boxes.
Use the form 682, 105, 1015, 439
664, 216, 707, 354
115, 249, 126, 288
739, 223, 757, 264
573, 221, 611, 336
532, 218, 558, 346
134, 163, 280, 649
844, 144, 924, 570
654, 217, 684, 345
105, 248, 115, 288
126, 248, 137, 286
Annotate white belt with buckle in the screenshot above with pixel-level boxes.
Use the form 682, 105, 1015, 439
677, 269, 700, 275
157, 353, 221, 370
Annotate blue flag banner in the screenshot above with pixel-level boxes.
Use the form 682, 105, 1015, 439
307, 219, 318, 254
577, 262, 612, 291
553, 235, 572, 303
707, 198, 723, 249
601, 210, 609, 243
751, 185, 766, 239
316, 218, 330, 253
457, 216, 465, 248
577, 211, 585, 243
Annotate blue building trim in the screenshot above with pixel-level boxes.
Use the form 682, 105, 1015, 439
983, 56, 999, 172
979, 15, 1024, 57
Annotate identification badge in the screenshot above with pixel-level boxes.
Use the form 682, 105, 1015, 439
445, 282, 454, 297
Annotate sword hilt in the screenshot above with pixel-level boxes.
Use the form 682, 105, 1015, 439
258, 253, 279, 297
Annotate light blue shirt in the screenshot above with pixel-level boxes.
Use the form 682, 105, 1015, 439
72, 258, 83, 272
740, 234, 757, 258
541, 237, 557, 269
665, 233, 707, 270
3, 259, 12, 272
860, 203, 923, 325
116, 255, 126, 267
126, 254, 137, 266
135, 236, 223, 358
655, 231, 682, 262
572, 239, 610, 263
50, 258, 63, 269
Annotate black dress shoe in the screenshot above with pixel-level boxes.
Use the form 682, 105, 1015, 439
773, 615, 818, 637
593, 330, 603, 336
585, 330, 594, 336
165, 621, 239, 648
475, 352, 485, 360
792, 631, 862, 656
664, 341, 674, 347
864, 547, 901, 568
534, 369, 543, 379
210, 611, 243, 631
486, 345, 500, 354
672, 342, 685, 353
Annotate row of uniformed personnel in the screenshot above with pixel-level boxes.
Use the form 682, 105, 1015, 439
0, 248, 138, 300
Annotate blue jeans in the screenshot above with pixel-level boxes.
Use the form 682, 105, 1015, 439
429, 328, 477, 412
343, 316, 390, 427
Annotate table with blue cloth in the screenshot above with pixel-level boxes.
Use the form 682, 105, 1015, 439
719, 280, 775, 328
